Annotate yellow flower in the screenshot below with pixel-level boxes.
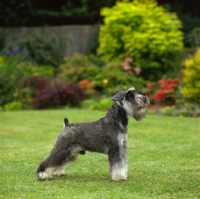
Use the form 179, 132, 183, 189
103, 79, 108, 84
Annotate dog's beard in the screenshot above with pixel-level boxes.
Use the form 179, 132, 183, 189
123, 100, 149, 121
133, 107, 148, 121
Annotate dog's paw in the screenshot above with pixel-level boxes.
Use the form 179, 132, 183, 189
37, 168, 54, 181
112, 175, 127, 181
53, 169, 65, 176
111, 168, 128, 181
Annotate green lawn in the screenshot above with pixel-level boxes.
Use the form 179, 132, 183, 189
0, 109, 199, 199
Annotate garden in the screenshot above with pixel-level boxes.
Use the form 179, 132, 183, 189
0, 1, 200, 116
0, 0, 200, 198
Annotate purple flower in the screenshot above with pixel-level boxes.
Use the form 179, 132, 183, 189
12, 45, 19, 53
5, 49, 11, 55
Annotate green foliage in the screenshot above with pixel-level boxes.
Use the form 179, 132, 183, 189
98, 0, 183, 79
4, 34, 64, 69
5, 101, 22, 111
58, 54, 103, 83
0, 0, 40, 26
58, 54, 145, 96
182, 48, 200, 105
159, 104, 200, 117
93, 61, 145, 95
82, 98, 112, 111
186, 27, 200, 47
0, 55, 54, 108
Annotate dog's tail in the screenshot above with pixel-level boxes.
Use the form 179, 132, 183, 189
64, 118, 69, 127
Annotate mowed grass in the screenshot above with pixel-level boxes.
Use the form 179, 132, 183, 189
0, 109, 199, 199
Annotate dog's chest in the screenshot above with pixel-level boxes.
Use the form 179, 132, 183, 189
118, 132, 127, 148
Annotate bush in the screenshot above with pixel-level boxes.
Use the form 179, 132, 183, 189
98, 0, 183, 80
92, 60, 145, 95
21, 76, 85, 109
3, 34, 64, 69
5, 101, 22, 111
81, 98, 112, 111
58, 54, 145, 96
182, 48, 200, 105
0, 55, 54, 108
143, 78, 180, 106
58, 54, 102, 83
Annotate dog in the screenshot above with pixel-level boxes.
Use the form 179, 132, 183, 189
36, 87, 149, 181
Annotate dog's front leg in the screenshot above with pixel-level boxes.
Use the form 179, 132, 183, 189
108, 147, 128, 181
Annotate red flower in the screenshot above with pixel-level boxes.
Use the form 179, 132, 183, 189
153, 90, 166, 102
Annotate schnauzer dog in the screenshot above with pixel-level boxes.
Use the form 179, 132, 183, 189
36, 87, 149, 181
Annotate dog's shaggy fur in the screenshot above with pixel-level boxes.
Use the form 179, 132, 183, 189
36, 88, 149, 181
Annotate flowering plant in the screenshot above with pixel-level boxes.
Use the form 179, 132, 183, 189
153, 78, 180, 105
144, 78, 180, 106
121, 56, 142, 76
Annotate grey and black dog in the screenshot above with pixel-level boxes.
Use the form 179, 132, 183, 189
36, 87, 149, 181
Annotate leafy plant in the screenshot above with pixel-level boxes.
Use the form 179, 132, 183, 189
153, 78, 180, 105
143, 78, 180, 106
98, 0, 183, 80
21, 76, 85, 109
186, 27, 200, 47
0, 55, 54, 108
5, 101, 22, 111
58, 54, 102, 83
3, 34, 64, 69
182, 48, 200, 105
92, 61, 145, 95
58, 54, 145, 96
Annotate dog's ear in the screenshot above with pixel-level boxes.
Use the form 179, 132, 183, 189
112, 88, 135, 101
112, 91, 126, 101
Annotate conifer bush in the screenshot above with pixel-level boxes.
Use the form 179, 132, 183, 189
182, 48, 200, 105
98, 0, 183, 79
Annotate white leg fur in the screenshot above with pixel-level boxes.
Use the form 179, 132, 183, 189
111, 133, 128, 181
38, 167, 55, 180
111, 162, 128, 181
53, 165, 67, 176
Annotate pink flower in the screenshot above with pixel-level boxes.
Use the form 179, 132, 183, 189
134, 67, 141, 75
121, 63, 131, 70
125, 57, 133, 63
147, 82, 154, 88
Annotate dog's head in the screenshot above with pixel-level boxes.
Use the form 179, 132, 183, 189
112, 87, 150, 121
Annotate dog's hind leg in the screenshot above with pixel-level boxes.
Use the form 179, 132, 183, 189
36, 142, 82, 180
36, 146, 71, 180
53, 146, 81, 177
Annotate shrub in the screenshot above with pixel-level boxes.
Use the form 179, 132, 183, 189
81, 98, 112, 111
92, 60, 145, 95
58, 54, 104, 83
3, 34, 64, 69
0, 55, 54, 108
98, 0, 183, 80
143, 78, 180, 106
58, 54, 145, 96
5, 101, 22, 111
21, 76, 85, 109
182, 48, 200, 105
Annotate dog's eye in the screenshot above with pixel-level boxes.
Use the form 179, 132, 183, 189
126, 91, 134, 98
